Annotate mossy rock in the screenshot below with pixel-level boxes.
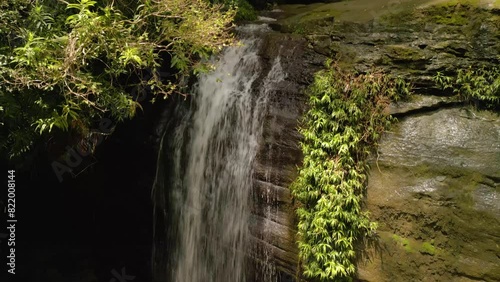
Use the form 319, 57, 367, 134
282, 8, 340, 34
430, 40, 469, 57
422, 4, 470, 26
390, 234, 440, 256
420, 242, 436, 256
391, 234, 416, 253
384, 45, 427, 62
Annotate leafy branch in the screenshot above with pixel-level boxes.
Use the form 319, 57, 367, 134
0, 0, 236, 159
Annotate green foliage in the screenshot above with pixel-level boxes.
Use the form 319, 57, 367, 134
291, 61, 412, 281
0, 0, 235, 159
212, 0, 257, 21
434, 66, 500, 108
292, 25, 306, 35
235, 0, 258, 21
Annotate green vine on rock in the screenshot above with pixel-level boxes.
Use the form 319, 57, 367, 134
291, 61, 412, 281
434, 66, 500, 108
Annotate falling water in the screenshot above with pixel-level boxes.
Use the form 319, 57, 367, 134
153, 24, 285, 282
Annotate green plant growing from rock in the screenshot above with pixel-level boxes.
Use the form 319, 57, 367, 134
291, 60, 412, 281
420, 241, 436, 256
391, 234, 414, 253
434, 66, 500, 108
391, 234, 437, 256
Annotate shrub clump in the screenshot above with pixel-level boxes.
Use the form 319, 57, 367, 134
0, 0, 236, 159
235, 0, 258, 21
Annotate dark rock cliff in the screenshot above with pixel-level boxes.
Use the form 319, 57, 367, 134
249, 32, 326, 281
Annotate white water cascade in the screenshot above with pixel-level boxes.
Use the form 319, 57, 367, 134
152, 24, 285, 282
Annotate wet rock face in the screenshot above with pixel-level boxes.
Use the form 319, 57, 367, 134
290, 3, 500, 91
359, 106, 500, 282
379, 108, 500, 179
249, 32, 325, 281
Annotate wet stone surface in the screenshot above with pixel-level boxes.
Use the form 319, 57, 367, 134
360, 108, 500, 282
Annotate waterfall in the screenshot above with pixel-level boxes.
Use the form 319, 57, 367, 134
152, 24, 285, 282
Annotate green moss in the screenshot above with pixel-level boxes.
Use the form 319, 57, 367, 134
431, 0, 481, 6
380, 1, 498, 33
392, 234, 416, 253
425, 4, 469, 26
282, 7, 339, 34
385, 45, 426, 62
420, 242, 436, 255
432, 12, 468, 25
391, 234, 440, 256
